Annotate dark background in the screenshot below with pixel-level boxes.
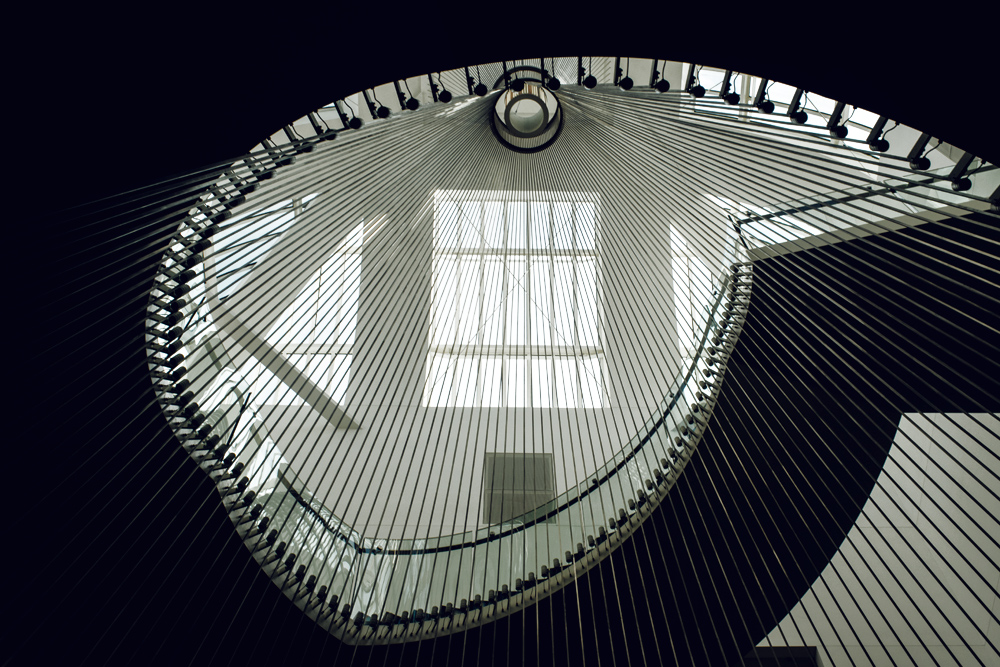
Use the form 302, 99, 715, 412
7, 5, 998, 666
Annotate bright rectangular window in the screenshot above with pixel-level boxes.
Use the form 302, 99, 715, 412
425, 190, 603, 408
670, 225, 713, 359
259, 214, 364, 405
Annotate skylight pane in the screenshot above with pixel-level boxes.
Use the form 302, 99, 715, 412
552, 260, 574, 346
214, 229, 280, 274
690, 254, 711, 299
749, 219, 801, 244
846, 107, 882, 141
234, 357, 260, 392
431, 257, 457, 345
483, 201, 504, 249
482, 259, 504, 345
552, 202, 573, 250
845, 123, 870, 141
507, 201, 527, 250
457, 258, 480, 345
460, 201, 482, 249
530, 259, 551, 346
428, 189, 602, 408
438, 201, 461, 247
577, 258, 598, 347
530, 202, 549, 251
199, 374, 237, 414
506, 258, 527, 346
576, 203, 596, 250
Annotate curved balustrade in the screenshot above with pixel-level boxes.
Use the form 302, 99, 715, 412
146, 177, 752, 641
147, 55, 979, 644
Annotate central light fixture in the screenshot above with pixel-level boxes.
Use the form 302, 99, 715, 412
506, 94, 547, 134
491, 80, 563, 152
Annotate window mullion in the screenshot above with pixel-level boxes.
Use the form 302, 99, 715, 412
478, 203, 486, 405
501, 201, 508, 409
526, 202, 532, 409
549, 200, 556, 408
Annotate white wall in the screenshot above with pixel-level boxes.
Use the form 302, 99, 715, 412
758, 413, 1000, 666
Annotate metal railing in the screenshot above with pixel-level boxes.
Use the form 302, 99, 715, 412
144, 76, 757, 644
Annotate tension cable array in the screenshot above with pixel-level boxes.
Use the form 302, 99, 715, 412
21, 74, 1000, 667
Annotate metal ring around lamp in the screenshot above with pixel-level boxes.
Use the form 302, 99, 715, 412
503, 92, 550, 138
490, 85, 564, 153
